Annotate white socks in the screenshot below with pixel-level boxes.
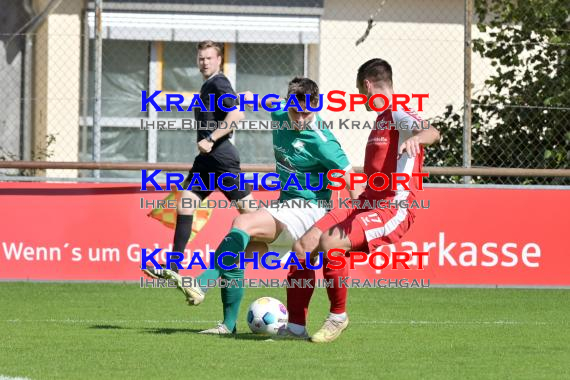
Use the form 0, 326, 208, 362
329, 312, 347, 321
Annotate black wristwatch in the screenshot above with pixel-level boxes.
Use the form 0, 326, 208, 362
206, 135, 215, 143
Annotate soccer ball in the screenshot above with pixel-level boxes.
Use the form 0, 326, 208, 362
246, 297, 288, 335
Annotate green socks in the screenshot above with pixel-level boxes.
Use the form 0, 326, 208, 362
221, 267, 245, 332
196, 227, 250, 289
195, 227, 250, 332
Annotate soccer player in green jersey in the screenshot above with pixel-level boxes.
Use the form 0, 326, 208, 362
181, 77, 362, 335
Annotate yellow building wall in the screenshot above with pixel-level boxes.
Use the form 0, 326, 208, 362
33, 0, 82, 178
318, 0, 491, 167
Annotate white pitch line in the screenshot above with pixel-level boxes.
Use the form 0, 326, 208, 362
353, 320, 555, 325
3, 319, 219, 324
0, 376, 31, 380
1, 319, 562, 326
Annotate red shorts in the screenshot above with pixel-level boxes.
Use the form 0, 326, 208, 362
314, 204, 415, 253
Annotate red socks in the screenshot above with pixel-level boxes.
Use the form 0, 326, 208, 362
323, 258, 348, 314
287, 258, 349, 325
286, 261, 315, 326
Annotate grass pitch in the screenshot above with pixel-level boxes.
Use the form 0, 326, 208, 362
0, 283, 569, 379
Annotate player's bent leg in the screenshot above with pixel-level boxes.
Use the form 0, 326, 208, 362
311, 225, 353, 343
232, 208, 280, 241
197, 241, 268, 333
195, 209, 278, 289
270, 203, 330, 335
284, 263, 314, 339
181, 241, 268, 308
219, 268, 244, 333
188, 211, 275, 312
190, 191, 261, 297
220, 210, 280, 331
282, 229, 322, 332
202, 209, 280, 332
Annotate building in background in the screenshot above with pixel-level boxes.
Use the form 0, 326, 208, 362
1, 0, 491, 178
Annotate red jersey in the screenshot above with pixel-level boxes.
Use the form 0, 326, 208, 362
362, 105, 425, 211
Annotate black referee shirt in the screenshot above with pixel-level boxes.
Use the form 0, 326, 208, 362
195, 73, 238, 145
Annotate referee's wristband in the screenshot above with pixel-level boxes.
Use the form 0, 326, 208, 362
206, 135, 215, 143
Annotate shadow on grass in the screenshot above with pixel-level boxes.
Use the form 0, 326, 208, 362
88, 324, 276, 340
141, 327, 204, 335
218, 333, 279, 341
88, 325, 201, 335
89, 324, 126, 330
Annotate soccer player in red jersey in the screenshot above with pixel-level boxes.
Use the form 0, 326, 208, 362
281, 58, 441, 342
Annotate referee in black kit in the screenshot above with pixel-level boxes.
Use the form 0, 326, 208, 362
143, 40, 258, 279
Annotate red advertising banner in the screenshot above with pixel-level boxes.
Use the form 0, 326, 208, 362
0, 182, 568, 286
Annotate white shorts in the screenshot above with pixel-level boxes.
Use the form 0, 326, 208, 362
264, 199, 328, 258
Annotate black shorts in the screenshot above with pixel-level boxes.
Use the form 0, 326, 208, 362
185, 150, 251, 201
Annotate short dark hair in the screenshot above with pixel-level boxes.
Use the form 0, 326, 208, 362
357, 58, 393, 88
197, 40, 223, 57
287, 77, 320, 107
